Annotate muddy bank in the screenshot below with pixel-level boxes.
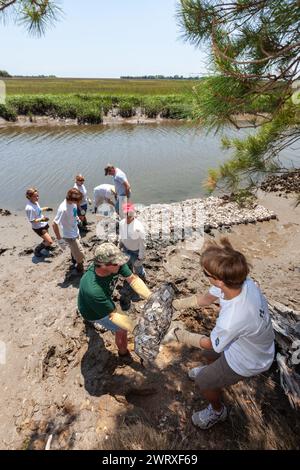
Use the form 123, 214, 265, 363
0, 112, 267, 128
0, 114, 166, 128
0, 192, 299, 450
261, 170, 300, 195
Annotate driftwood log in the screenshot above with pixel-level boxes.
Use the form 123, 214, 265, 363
269, 301, 300, 408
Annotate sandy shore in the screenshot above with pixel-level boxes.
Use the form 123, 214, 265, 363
0, 192, 299, 450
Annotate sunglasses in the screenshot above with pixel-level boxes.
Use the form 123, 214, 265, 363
77, 179, 85, 182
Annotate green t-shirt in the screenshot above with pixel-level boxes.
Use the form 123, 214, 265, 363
77, 263, 132, 321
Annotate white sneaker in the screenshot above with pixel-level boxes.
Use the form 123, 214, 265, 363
192, 404, 227, 430
188, 364, 206, 381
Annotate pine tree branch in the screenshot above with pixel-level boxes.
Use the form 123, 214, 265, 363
0, 0, 17, 12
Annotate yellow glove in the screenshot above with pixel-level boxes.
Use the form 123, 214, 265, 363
172, 295, 198, 310
129, 276, 151, 300
109, 310, 136, 333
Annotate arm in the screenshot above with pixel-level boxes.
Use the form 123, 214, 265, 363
125, 274, 151, 299
40, 207, 53, 212
109, 274, 151, 332
123, 181, 131, 198
200, 336, 213, 350
173, 292, 218, 310
32, 216, 49, 223
197, 293, 219, 306
105, 197, 116, 207
52, 221, 61, 240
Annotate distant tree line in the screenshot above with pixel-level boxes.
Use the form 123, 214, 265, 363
0, 70, 11, 77
120, 75, 203, 80
0, 71, 57, 78
14, 75, 57, 78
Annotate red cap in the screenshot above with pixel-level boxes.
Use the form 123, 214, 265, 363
122, 203, 135, 214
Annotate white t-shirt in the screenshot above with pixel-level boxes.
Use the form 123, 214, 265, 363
25, 201, 47, 230
113, 168, 129, 197
74, 183, 88, 206
94, 184, 115, 206
54, 199, 79, 239
209, 278, 275, 377
119, 218, 146, 259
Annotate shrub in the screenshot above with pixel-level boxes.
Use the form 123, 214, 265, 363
77, 107, 102, 124
118, 102, 136, 118
0, 104, 17, 121
160, 103, 192, 119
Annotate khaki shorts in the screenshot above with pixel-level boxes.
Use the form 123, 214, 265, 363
64, 237, 85, 264
195, 352, 245, 392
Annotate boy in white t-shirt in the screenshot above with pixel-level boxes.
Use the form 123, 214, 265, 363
165, 238, 275, 430
52, 188, 85, 273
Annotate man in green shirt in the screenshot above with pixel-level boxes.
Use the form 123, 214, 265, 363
78, 242, 151, 357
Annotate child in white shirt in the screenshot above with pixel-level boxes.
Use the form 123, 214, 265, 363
25, 187, 54, 257
167, 237, 275, 430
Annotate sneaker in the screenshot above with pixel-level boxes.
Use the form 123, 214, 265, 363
192, 404, 227, 430
188, 364, 206, 381
40, 248, 53, 257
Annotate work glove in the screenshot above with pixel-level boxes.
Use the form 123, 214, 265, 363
109, 310, 137, 333
172, 295, 198, 310
163, 327, 206, 349
46, 207, 53, 212
130, 276, 151, 300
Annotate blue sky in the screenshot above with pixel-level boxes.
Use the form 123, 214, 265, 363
0, 0, 207, 78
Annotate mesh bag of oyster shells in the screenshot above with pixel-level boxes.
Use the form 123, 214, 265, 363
134, 283, 175, 363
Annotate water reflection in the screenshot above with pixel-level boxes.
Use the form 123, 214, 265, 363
0, 122, 298, 211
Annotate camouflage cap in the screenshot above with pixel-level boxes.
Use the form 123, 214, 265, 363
94, 242, 129, 266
